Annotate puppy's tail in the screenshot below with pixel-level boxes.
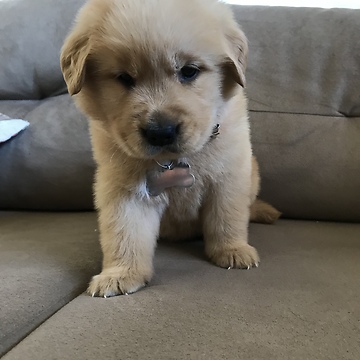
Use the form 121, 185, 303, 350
250, 199, 281, 224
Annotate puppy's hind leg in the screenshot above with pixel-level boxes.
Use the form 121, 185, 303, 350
250, 199, 281, 224
250, 156, 281, 224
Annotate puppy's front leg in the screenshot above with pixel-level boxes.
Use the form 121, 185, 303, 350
203, 175, 259, 269
88, 194, 162, 298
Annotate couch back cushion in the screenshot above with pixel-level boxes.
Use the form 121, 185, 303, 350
0, 4, 360, 221
0, 96, 94, 211
0, 0, 86, 100
234, 6, 360, 222
235, 6, 360, 118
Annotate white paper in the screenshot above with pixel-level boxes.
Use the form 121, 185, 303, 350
0, 115, 30, 143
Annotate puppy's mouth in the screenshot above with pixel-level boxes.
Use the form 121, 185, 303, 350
116, 122, 219, 160
136, 122, 219, 160
143, 142, 183, 158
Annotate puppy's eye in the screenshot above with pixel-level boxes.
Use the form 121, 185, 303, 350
179, 65, 200, 83
116, 73, 136, 88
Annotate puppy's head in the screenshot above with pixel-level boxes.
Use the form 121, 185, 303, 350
61, 0, 248, 159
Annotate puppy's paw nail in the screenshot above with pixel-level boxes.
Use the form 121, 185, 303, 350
125, 292, 129, 296
255, 263, 259, 268
247, 265, 250, 270
227, 267, 231, 270
92, 292, 95, 298
104, 295, 107, 299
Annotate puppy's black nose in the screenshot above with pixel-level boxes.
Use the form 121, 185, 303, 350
141, 123, 179, 147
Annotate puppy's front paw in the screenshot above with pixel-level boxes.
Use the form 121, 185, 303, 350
87, 267, 151, 298
208, 244, 260, 269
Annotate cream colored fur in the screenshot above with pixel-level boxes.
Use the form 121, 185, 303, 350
60, 0, 280, 297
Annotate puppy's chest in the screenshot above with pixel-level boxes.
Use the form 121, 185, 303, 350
141, 153, 217, 220
143, 159, 210, 220
165, 182, 204, 221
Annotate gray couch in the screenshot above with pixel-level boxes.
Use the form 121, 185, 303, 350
1, 1, 360, 359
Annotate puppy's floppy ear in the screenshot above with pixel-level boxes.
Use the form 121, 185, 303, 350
60, 30, 92, 96
222, 25, 248, 88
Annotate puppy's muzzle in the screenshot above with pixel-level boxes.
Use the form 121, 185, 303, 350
141, 115, 180, 147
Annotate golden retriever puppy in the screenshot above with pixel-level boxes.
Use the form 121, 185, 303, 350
61, 0, 280, 297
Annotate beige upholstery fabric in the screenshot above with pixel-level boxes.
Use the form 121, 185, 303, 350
0, 0, 85, 100
1, 213, 360, 359
234, 6, 360, 118
0, 212, 100, 357
251, 112, 360, 222
0, 96, 94, 211
234, 6, 360, 222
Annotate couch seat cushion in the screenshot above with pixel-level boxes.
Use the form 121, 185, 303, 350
2, 217, 360, 359
0, 212, 100, 356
